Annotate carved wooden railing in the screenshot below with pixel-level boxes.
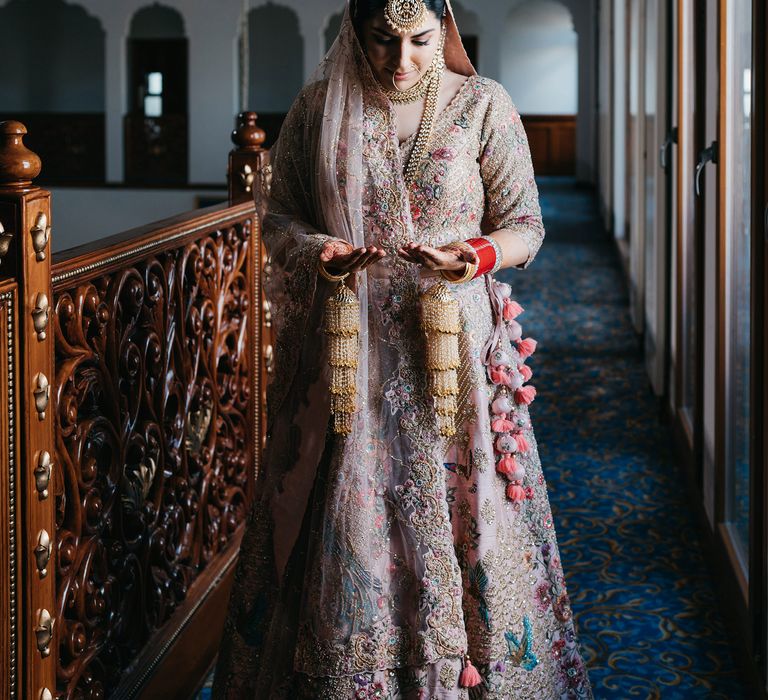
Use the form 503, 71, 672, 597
0, 113, 271, 700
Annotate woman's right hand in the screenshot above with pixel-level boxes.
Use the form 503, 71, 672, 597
320, 239, 386, 274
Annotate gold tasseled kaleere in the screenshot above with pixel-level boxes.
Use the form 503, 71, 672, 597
324, 281, 361, 435
420, 281, 461, 437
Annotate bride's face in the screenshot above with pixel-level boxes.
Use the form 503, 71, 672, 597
361, 11, 443, 91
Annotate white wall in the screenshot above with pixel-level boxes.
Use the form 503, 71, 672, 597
1, 0, 599, 185
49, 187, 226, 252
501, 1, 578, 115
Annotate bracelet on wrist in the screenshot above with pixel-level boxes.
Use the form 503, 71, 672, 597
465, 237, 501, 277
318, 260, 350, 282
440, 260, 478, 284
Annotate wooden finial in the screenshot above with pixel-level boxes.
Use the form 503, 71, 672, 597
0, 121, 42, 187
231, 112, 266, 152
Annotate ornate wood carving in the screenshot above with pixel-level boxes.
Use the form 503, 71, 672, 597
0, 282, 20, 700
0, 115, 265, 699
51, 216, 255, 697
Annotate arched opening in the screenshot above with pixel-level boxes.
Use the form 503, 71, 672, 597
242, 3, 304, 147
125, 4, 189, 185
501, 0, 577, 175
0, 0, 105, 183
451, 0, 480, 68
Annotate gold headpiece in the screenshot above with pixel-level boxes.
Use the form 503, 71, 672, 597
385, 0, 428, 34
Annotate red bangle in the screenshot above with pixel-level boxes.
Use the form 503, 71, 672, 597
466, 237, 498, 278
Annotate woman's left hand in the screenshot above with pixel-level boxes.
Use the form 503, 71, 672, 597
396, 242, 479, 272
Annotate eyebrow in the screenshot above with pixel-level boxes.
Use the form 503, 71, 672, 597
372, 27, 436, 39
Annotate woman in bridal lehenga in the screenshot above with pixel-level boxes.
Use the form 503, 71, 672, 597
212, 0, 593, 697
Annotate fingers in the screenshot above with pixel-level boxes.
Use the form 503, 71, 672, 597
323, 245, 386, 274
397, 243, 462, 271
360, 248, 386, 270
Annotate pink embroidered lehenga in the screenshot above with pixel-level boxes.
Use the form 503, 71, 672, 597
211, 3, 592, 698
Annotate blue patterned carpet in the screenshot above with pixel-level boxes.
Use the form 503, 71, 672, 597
195, 178, 748, 699
503, 177, 749, 699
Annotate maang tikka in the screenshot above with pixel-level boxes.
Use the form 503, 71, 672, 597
385, 0, 429, 34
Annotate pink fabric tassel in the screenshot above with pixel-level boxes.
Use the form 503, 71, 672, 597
496, 454, 517, 478
515, 385, 537, 405
491, 415, 516, 433
514, 433, 530, 453
506, 483, 527, 502
516, 337, 538, 359
503, 299, 524, 320
489, 367, 512, 387
518, 363, 533, 382
459, 657, 483, 688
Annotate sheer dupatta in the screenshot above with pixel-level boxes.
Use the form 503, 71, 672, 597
262, 0, 476, 581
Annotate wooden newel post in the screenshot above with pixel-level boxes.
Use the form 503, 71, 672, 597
228, 112, 273, 470
0, 121, 57, 700
228, 111, 269, 206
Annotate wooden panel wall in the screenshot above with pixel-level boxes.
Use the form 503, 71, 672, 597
521, 114, 577, 176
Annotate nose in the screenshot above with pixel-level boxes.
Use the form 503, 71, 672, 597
394, 39, 414, 72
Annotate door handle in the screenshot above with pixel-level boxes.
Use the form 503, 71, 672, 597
695, 140, 718, 197
659, 126, 678, 172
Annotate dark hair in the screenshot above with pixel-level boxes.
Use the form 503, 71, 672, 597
354, 0, 447, 26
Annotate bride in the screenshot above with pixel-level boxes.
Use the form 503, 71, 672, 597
212, 0, 593, 697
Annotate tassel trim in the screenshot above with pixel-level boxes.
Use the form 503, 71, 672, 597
459, 656, 483, 688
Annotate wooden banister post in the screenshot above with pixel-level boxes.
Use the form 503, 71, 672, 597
228, 113, 272, 466
228, 111, 269, 207
0, 121, 56, 700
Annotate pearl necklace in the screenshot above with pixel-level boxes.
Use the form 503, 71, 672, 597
402, 60, 443, 187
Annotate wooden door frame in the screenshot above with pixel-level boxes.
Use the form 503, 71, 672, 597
672, 0, 705, 487
673, 0, 766, 690
754, 0, 767, 681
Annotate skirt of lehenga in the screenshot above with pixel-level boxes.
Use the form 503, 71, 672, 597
210, 419, 593, 700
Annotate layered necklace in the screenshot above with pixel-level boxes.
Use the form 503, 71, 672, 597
381, 23, 447, 187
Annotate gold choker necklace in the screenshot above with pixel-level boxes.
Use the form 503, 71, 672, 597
382, 67, 436, 104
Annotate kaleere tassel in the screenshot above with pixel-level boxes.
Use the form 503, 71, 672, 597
421, 281, 461, 437
324, 281, 360, 435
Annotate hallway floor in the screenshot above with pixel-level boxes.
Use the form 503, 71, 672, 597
508, 177, 749, 699
196, 178, 748, 700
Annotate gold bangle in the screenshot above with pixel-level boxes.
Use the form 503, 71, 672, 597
318, 261, 350, 282
440, 261, 477, 284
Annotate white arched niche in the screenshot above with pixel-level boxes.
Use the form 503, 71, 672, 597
243, 3, 304, 113
501, 0, 577, 115
0, 0, 105, 112
451, 0, 480, 68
